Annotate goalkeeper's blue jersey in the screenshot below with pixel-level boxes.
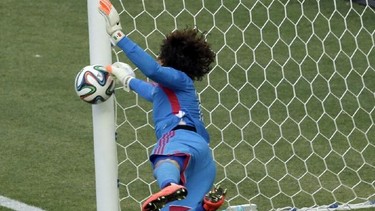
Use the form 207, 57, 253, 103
117, 37, 210, 144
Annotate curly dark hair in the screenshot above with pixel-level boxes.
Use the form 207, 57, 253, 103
158, 28, 216, 81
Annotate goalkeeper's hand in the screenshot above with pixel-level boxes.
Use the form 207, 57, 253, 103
106, 62, 135, 92
98, 0, 125, 45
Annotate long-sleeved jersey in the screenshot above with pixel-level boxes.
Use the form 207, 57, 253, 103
117, 37, 210, 143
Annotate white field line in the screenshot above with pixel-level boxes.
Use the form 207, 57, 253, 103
0, 195, 45, 211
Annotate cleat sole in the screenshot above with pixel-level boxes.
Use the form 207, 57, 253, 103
144, 187, 187, 211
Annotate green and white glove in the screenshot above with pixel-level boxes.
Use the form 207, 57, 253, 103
106, 62, 135, 92
98, 0, 125, 45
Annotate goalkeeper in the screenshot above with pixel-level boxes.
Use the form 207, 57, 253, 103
99, 0, 226, 211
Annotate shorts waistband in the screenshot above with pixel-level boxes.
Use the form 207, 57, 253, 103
172, 125, 197, 132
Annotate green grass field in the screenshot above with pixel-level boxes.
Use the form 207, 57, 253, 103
1, 0, 374, 211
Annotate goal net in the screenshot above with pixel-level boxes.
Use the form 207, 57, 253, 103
109, 0, 375, 210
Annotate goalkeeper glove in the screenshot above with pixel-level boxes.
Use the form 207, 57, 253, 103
98, 0, 125, 45
106, 62, 135, 92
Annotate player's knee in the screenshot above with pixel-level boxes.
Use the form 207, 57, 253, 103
152, 155, 186, 170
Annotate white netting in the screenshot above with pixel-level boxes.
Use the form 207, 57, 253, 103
110, 0, 375, 210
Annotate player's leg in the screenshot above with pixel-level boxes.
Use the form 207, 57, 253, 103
185, 149, 218, 211
143, 155, 188, 211
153, 156, 185, 189
182, 160, 216, 211
166, 138, 217, 210
143, 130, 217, 211
172, 143, 226, 211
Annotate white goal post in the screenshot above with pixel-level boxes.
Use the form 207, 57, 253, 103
87, 0, 120, 210
88, 0, 375, 211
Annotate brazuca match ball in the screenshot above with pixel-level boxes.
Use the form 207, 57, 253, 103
74, 65, 115, 104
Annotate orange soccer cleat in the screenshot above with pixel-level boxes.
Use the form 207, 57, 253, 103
142, 183, 188, 211
203, 185, 227, 211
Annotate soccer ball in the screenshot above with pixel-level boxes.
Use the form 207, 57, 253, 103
74, 65, 115, 104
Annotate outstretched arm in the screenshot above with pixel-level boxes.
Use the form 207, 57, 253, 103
98, 0, 190, 90
116, 38, 190, 89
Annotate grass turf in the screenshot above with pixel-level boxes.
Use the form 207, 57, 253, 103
0, 0, 374, 210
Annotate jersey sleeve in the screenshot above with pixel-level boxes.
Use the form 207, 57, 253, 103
129, 78, 154, 102
117, 37, 190, 90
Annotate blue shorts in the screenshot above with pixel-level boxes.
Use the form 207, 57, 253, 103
150, 129, 216, 210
